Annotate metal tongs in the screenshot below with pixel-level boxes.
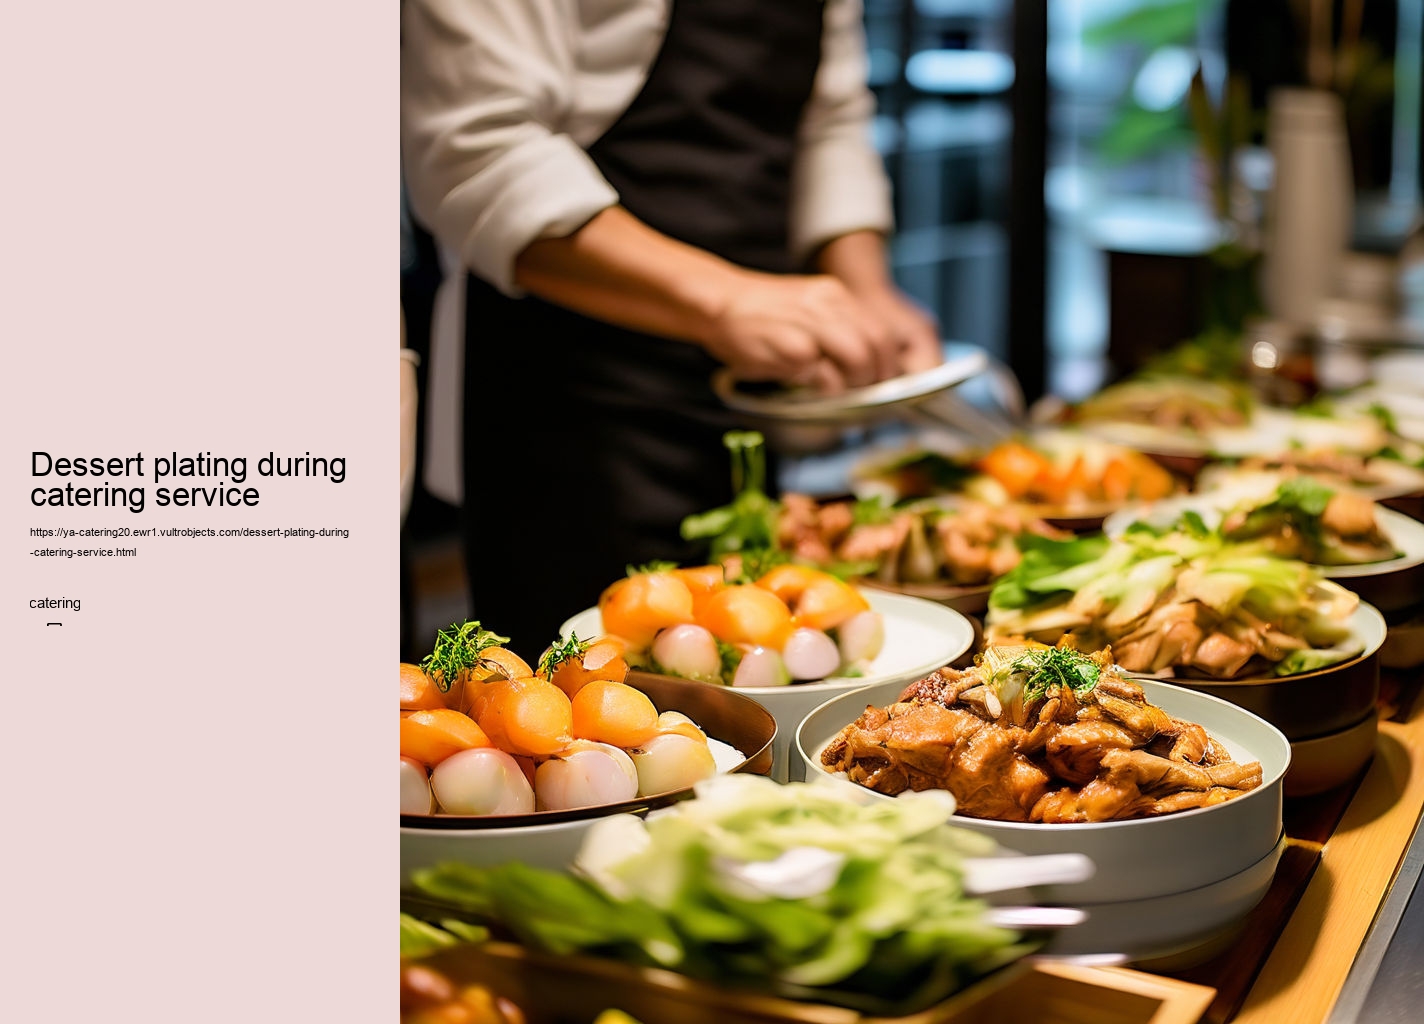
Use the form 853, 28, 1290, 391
906, 352, 1028, 446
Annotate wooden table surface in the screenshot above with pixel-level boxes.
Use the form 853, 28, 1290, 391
1151, 668, 1424, 1024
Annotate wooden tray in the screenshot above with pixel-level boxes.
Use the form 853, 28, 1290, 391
410, 941, 1216, 1024
1139, 666, 1424, 1023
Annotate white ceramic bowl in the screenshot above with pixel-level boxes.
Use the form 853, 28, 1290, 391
561, 588, 977, 782
796, 677, 1291, 905
1043, 832, 1288, 963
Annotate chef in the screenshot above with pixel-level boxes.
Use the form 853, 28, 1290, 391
401, 0, 943, 656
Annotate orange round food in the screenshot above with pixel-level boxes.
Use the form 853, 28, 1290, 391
570, 680, 660, 748
543, 635, 631, 699
598, 571, 697, 649
754, 563, 821, 606
477, 676, 575, 757
400, 663, 446, 711
399, 709, 492, 766
478, 646, 534, 680
672, 563, 729, 619
463, 674, 516, 722
793, 574, 870, 631
697, 583, 794, 649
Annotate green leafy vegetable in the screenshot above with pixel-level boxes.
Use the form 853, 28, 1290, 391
851, 496, 894, 525
407, 778, 1033, 1015
987, 534, 1112, 612
399, 913, 488, 959
1274, 642, 1366, 676
1367, 401, 1400, 435
680, 431, 781, 559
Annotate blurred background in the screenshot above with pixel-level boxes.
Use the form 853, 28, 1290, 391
400, 0, 1424, 660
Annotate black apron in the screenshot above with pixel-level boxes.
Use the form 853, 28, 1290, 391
462, 0, 825, 659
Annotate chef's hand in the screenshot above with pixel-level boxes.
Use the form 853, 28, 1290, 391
700, 272, 916, 394
811, 229, 946, 385
846, 284, 943, 376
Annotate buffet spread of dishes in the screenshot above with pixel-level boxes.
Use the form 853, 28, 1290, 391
401, 359, 1424, 1023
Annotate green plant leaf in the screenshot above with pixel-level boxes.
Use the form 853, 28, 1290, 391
1083, 0, 1213, 50
1096, 102, 1195, 164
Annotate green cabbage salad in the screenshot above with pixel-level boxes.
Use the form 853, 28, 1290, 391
406, 775, 1036, 1013
986, 526, 1362, 678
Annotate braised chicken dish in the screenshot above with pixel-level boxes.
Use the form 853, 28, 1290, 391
777, 493, 1068, 588
820, 645, 1262, 823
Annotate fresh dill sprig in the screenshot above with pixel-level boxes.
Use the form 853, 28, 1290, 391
1011, 646, 1101, 702
419, 620, 511, 692
538, 632, 588, 678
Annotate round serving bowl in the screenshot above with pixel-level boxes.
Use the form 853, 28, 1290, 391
1324, 510, 1424, 612
400, 673, 776, 884
1045, 832, 1288, 963
561, 588, 977, 783
856, 576, 993, 617
796, 676, 1291, 907
1281, 710, 1379, 798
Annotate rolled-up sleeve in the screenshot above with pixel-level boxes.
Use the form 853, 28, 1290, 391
788, 0, 894, 264
401, 0, 620, 295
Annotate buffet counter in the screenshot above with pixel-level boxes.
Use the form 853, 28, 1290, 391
1164, 669, 1424, 1023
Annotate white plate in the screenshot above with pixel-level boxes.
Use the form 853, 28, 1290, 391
1077, 419, 1214, 457
560, 588, 976, 783
1204, 406, 1391, 459
1194, 458, 1424, 507
1082, 404, 1404, 465
1102, 488, 1424, 581
711, 350, 990, 424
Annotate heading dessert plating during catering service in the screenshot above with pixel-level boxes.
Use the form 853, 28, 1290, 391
820, 643, 1263, 823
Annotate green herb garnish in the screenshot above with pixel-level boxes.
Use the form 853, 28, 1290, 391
420, 620, 511, 692
538, 632, 589, 678
1009, 647, 1102, 702
725, 547, 791, 584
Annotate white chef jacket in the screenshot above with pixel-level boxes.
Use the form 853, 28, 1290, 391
400, 0, 893, 503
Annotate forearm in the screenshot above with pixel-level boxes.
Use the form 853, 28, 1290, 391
512, 207, 744, 345
814, 229, 893, 294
